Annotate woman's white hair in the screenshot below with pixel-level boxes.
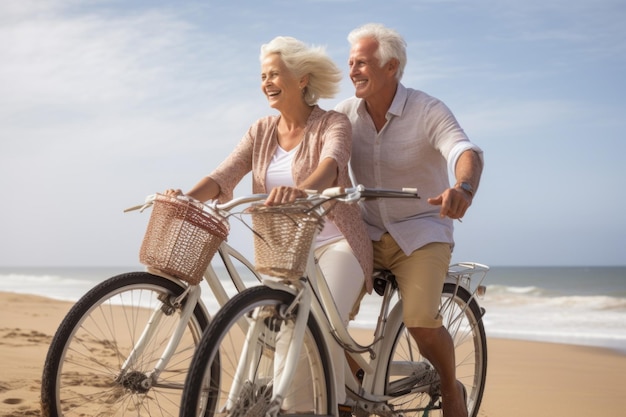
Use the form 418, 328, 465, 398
347, 23, 407, 81
260, 36, 341, 105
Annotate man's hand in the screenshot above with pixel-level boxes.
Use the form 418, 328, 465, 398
427, 187, 472, 220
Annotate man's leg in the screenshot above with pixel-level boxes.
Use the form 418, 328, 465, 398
409, 326, 467, 417
373, 236, 465, 416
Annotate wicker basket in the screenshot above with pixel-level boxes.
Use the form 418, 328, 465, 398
250, 203, 323, 280
139, 194, 229, 285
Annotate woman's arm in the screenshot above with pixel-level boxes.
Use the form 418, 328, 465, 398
163, 176, 220, 202
185, 177, 221, 202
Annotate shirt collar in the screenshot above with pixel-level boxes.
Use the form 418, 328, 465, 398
388, 82, 407, 117
356, 82, 407, 119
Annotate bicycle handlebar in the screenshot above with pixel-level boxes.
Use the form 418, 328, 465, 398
213, 185, 419, 212
125, 185, 419, 214
320, 184, 419, 202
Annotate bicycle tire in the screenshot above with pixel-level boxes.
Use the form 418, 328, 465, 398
41, 271, 213, 417
180, 285, 333, 417
384, 283, 487, 417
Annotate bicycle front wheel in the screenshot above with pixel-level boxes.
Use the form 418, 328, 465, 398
41, 271, 212, 417
181, 285, 333, 417
384, 283, 487, 417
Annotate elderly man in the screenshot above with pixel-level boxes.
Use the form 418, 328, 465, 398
337, 23, 484, 417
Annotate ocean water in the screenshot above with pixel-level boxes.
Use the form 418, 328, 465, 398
1, 264, 625, 353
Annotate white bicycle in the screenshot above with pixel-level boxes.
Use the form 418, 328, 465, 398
179, 185, 489, 417
41, 193, 274, 417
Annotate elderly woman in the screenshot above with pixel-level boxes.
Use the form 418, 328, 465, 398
166, 36, 371, 411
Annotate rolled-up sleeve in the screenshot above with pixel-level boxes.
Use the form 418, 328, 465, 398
447, 142, 484, 177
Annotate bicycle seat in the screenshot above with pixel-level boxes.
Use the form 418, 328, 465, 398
372, 269, 398, 296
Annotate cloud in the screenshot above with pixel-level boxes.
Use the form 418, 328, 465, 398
0, 1, 269, 162
1, 2, 260, 117
1, 0, 625, 267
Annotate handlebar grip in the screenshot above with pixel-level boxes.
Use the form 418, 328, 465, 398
321, 187, 345, 197
402, 188, 418, 194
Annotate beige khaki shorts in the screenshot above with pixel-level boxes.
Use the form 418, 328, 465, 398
373, 234, 451, 328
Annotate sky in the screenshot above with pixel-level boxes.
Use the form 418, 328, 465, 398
1, 0, 625, 268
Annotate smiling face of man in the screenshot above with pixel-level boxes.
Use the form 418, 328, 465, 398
348, 37, 398, 102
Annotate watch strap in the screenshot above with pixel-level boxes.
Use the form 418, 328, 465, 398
456, 182, 474, 196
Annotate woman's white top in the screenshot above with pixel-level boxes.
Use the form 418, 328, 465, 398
265, 144, 343, 246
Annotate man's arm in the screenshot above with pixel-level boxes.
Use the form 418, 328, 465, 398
453, 149, 483, 197
428, 149, 484, 220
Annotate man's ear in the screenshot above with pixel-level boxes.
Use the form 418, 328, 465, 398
386, 58, 399, 78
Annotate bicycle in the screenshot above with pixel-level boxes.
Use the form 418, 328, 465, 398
40, 193, 274, 417
179, 185, 489, 417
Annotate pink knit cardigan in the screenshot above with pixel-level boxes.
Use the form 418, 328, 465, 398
209, 106, 373, 291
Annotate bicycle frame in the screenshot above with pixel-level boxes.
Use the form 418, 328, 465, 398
232, 248, 489, 416
174, 186, 490, 417
121, 238, 263, 389
257, 256, 400, 412
118, 194, 268, 388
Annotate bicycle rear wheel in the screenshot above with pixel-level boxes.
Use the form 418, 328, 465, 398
41, 271, 212, 417
384, 283, 487, 417
180, 285, 333, 417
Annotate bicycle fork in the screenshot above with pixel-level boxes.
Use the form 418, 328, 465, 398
116, 284, 201, 391
227, 284, 312, 416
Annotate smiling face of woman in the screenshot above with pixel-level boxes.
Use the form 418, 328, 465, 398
260, 53, 303, 111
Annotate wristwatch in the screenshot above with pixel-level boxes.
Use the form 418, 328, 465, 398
456, 182, 474, 197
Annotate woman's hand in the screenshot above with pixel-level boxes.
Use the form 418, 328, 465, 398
164, 188, 183, 197
265, 186, 307, 206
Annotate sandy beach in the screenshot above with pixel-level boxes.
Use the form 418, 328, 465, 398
1, 290, 625, 417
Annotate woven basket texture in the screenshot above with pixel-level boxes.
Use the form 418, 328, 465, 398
140, 195, 229, 285
251, 204, 323, 280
